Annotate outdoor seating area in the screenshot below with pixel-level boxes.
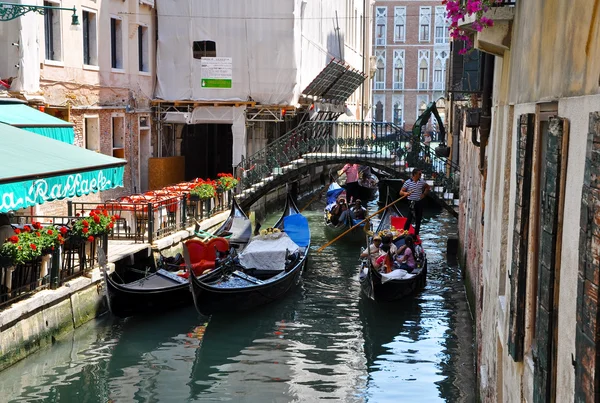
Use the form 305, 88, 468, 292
0, 176, 238, 311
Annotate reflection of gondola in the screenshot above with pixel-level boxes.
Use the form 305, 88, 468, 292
187, 295, 299, 399
103, 198, 252, 318
359, 199, 427, 302
359, 295, 423, 370
189, 193, 310, 315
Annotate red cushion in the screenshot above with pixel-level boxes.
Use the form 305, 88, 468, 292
190, 260, 215, 276
185, 239, 210, 262
390, 216, 421, 244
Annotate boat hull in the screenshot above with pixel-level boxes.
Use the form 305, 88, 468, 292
360, 261, 427, 302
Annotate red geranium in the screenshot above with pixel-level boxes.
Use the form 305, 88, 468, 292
87, 236, 95, 242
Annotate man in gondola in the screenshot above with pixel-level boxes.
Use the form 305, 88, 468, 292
399, 169, 429, 237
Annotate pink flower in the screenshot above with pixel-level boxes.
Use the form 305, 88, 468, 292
458, 48, 468, 55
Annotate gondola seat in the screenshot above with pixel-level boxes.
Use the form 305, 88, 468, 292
180, 238, 230, 277
390, 216, 422, 244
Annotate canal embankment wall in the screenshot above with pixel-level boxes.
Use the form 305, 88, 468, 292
0, 167, 326, 372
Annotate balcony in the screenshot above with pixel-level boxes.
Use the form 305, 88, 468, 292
458, 0, 516, 56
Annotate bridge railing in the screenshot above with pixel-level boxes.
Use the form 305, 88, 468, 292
235, 120, 460, 210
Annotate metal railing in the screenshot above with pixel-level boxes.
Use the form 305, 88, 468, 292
235, 120, 460, 210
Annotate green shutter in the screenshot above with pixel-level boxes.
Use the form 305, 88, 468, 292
533, 117, 566, 403
507, 114, 535, 361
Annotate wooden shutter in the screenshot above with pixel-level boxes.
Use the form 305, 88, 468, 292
507, 114, 535, 361
533, 117, 567, 402
574, 111, 600, 403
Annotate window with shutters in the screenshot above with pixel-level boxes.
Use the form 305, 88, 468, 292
44, 1, 62, 62
82, 10, 98, 66
110, 17, 123, 69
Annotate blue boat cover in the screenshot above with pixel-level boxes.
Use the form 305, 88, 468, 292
283, 213, 310, 247
326, 183, 344, 205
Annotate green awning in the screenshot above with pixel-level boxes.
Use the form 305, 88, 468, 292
0, 123, 126, 213
0, 103, 75, 144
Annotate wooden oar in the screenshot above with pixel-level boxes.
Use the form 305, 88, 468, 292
316, 193, 410, 253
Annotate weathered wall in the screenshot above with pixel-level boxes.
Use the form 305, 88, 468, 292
508, 0, 600, 103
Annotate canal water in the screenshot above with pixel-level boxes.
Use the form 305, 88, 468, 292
0, 198, 475, 403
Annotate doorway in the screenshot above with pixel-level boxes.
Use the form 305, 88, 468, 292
182, 123, 233, 180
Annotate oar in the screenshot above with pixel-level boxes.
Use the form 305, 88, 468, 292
316, 193, 410, 253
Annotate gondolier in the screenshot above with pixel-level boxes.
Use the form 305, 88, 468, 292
399, 169, 430, 236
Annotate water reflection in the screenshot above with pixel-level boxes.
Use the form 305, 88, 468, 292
0, 202, 474, 403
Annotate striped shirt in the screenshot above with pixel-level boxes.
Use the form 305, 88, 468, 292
402, 179, 426, 201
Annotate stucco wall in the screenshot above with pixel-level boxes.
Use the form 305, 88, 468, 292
508, 0, 600, 103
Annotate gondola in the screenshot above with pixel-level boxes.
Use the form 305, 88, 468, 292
359, 197, 427, 302
356, 167, 379, 202
102, 197, 252, 318
189, 193, 310, 316
323, 182, 366, 240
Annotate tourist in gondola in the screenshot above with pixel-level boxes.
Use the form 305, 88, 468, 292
330, 198, 348, 225
360, 235, 383, 267
351, 199, 367, 220
399, 168, 430, 236
393, 235, 417, 273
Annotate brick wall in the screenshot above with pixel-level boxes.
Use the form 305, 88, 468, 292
372, 0, 448, 127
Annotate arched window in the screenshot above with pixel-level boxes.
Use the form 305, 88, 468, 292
375, 101, 384, 122
393, 50, 404, 90
393, 102, 403, 125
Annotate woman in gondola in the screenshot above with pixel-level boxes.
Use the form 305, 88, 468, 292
393, 235, 416, 273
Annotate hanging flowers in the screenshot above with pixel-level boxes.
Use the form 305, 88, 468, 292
444, 0, 497, 53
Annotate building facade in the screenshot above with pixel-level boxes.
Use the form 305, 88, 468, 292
371, 0, 449, 132
154, 0, 373, 187
450, 1, 600, 401
0, 0, 156, 214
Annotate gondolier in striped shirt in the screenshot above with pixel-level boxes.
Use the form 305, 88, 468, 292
399, 168, 430, 236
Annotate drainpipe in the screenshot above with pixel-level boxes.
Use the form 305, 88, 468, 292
478, 53, 495, 173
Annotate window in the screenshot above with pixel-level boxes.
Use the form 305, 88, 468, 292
434, 6, 449, 44
138, 25, 149, 72
44, 1, 62, 61
393, 50, 404, 90
419, 7, 431, 42
193, 41, 216, 59
416, 95, 429, 119
373, 95, 385, 122
110, 18, 123, 69
84, 116, 100, 152
418, 50, 430, 90
394, 7, 406, 42
112, 115, 125, 158
375, 7, 387, 46
374, 50, 385, 90
433, 50, 448, 90
392, 95, 404, 126
82, 10, 98, 66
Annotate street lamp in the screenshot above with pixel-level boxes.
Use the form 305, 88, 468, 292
0, 2, 79, 25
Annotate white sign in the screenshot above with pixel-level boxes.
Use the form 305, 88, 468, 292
201, 57, 232, 88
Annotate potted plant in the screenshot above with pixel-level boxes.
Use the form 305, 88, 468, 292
216, 173, 238, 192
190, 179, 217, 218
70, 210, 118, 264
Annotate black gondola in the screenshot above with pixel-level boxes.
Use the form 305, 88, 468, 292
323, 182, 366, 241
189, 193, 310, 316
102, 198, 252, 318
359, 198, 427, 302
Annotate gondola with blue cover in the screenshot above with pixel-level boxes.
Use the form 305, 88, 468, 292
188, 193, 310, 316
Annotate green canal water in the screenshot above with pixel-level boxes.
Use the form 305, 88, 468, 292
0, 200, 475, 403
